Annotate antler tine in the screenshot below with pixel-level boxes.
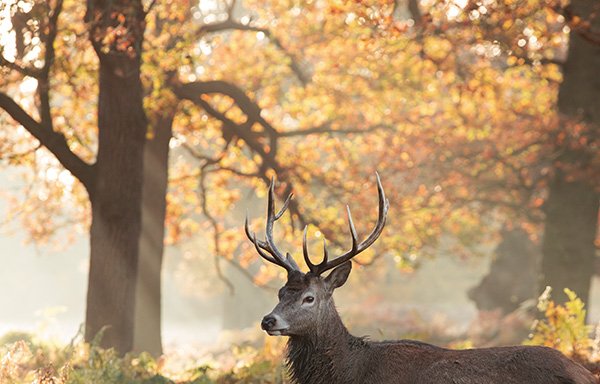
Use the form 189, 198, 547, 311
313, 172, 389, 275
286, 252, 301, 270
321, 238, 329, 267
265, 178, 294, 267
246, 174, 388, 275
245, 214, 268, 249
245, 178, 300, 273
359, 172, 389, 248
303, 226, 317, 272
346, 205, 358, 252
275, 192, 293, 220
250, 232, 279, 265
303, 226, 332, 275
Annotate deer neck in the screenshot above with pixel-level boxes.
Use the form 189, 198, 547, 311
286, 301, 365, 384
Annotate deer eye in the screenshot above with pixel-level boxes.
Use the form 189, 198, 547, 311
303, 296, 315, 304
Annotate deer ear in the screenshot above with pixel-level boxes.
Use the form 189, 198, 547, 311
324, 261, 352, 292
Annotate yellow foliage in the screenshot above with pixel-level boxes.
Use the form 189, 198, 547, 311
525, 287, 594, 360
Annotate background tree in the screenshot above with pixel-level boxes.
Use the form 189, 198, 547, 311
540, 0, 599, 305
390, 0, 600, 304
0, 0, 148, 354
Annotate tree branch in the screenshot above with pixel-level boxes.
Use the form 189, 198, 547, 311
144, 0, 159, 15
174, 80, 279, 155
0, 55, 41, 78
197, 166, 236, 294
38, 0, 63, 125
407, 0, 423, 25
198, 19, 309, 85
175, 81, 395, 142
280, 122, 394, 137
176, 80, 277, 133
551, 4, 600, 46
0, 0, 95, 194
0, 93, 95, 194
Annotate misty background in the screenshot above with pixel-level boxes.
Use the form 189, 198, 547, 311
3, 161, 600, 354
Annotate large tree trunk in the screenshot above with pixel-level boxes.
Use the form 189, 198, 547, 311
84, 1, 147, 354
133, 115, 173, 356
540, 0, 600, 305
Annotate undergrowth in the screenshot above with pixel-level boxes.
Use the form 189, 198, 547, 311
0, 329, 288, 384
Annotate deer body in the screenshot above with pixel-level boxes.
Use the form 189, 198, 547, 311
277, 270, 595, 384
246, 176, 596, 384
286, 311, 595, 384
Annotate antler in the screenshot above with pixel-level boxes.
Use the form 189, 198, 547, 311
245, 178, 300, 273
303, 172, 389, 276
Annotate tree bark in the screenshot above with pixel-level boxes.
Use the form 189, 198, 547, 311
84, 0, 147, 354
540, 0, 600, 305
133, 115, 173, 356
541, 177, 598, 304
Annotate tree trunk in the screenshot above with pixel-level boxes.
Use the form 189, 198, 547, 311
84, 1, 147, 354
540, 0, 600, 305
469, 228, 539, 314
133, 115, 173, 356
541, 177, 598, 304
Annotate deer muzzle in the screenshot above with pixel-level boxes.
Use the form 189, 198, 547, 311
261, 313, 289, 336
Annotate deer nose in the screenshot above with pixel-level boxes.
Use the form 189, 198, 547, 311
261, 315, 277, 330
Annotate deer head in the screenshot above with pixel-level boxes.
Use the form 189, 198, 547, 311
245, 174, 389, 337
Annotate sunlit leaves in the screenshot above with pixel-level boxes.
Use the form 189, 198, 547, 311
1, 0, 594, 293
526, 287, 592, 358
88, 1, 145, 58
0, 0, 50, 66
2, 147, 89, 246
172, 0, 574, 285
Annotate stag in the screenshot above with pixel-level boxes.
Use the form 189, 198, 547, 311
245, 175, 596, 384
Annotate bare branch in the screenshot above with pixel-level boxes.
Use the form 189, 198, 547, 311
144, 0, 159, 15
173, 82, 280, 172
38, 0, 63, 125
196, 163, 278, 292
197, 166, 236, 294
226, 0, 237, 19
407, 0, 423, 25
0, 55, 42, 78
182, 141, 226, 164
280, 122, 394, 137
175, 80, 278, 137
551, 4, 600, 46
